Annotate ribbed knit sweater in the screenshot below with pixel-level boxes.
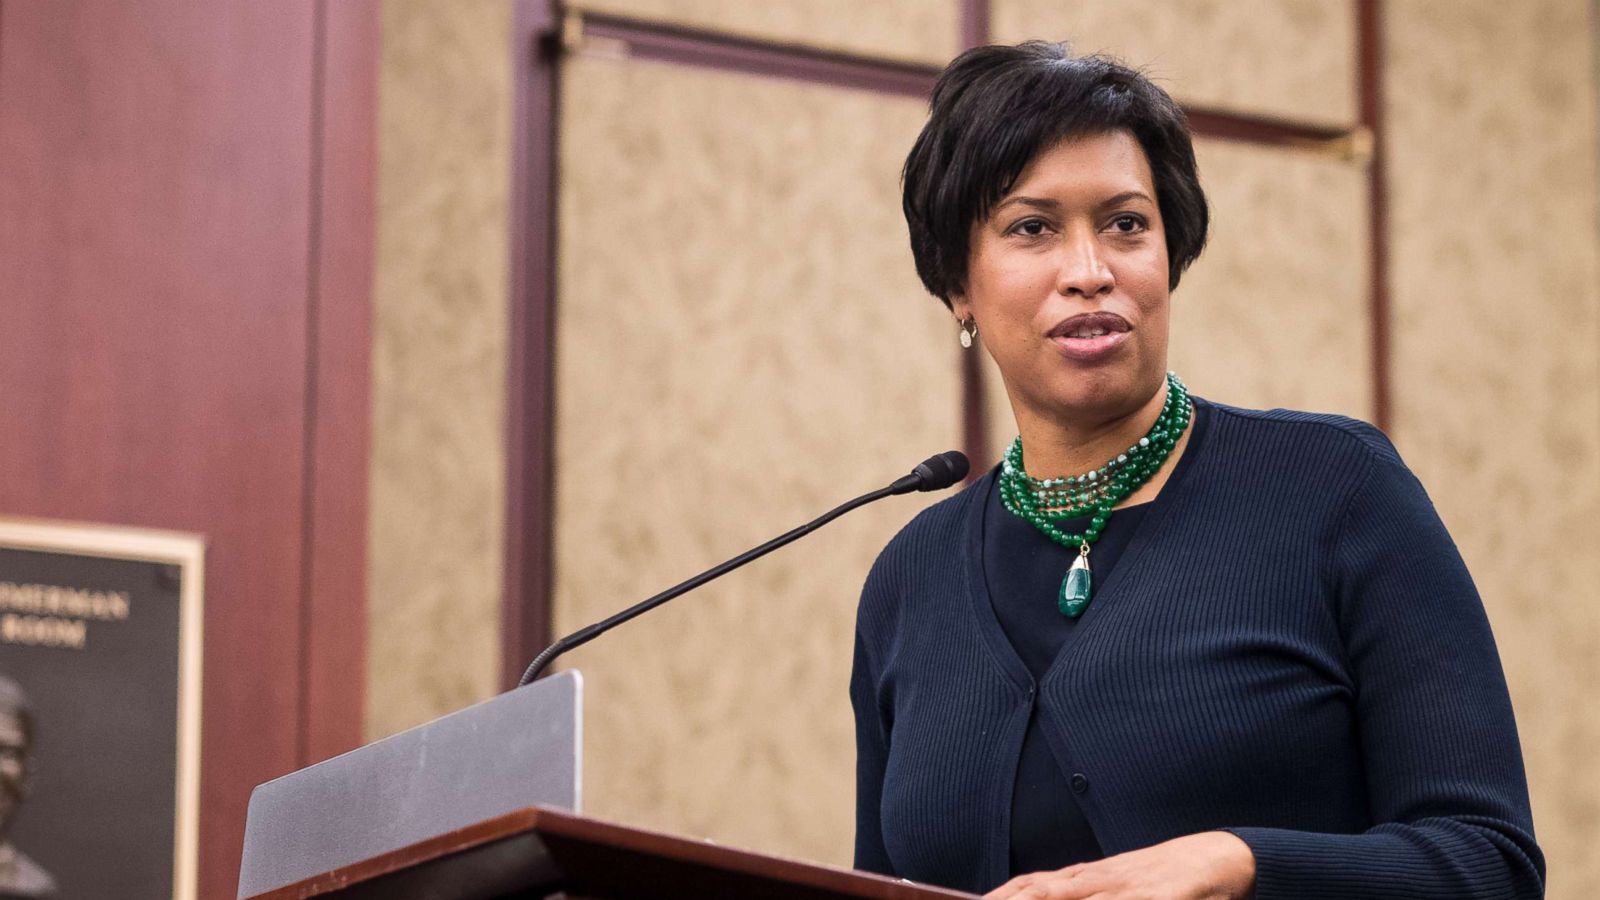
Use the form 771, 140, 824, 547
851, 398, 1543, 898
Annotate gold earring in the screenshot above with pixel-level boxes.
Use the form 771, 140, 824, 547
958, 317, 978, 349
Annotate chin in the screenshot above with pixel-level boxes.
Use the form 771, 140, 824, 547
1049, 368, 1156, 420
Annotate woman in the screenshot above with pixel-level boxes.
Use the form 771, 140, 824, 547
852, 42, 1542, 899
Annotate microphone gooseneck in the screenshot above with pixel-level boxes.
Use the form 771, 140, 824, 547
516, 450, 970, 687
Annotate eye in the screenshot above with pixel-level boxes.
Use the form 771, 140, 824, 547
1106, 214, 1147, 235
1008, 218, 1051, 237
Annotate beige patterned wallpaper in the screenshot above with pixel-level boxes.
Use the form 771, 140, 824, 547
1384, 1, 1600, 895
368, 0, 512, 740
570, 0, 961, 65
981, 137, 1371, 461
992, 0, 1358, 128
555, 54, 958, 866
1175, 139, 1370, 418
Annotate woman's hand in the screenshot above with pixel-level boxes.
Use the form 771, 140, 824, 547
983, 831, 1255, 900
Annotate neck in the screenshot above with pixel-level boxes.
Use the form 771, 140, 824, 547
1015, 379, 1170, 478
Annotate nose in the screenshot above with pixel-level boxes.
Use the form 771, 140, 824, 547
1055, 232, 1114, 298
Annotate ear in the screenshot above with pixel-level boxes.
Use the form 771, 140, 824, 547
949, 293, 973, 322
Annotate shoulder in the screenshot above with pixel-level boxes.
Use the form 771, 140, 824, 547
1188, 397, 1434, 538
856, 471, 986, 636
1195, 396, 1407, 486
4, 847, 57, 895
1195, 397, 1445, 540
1198, 396, 1399, 463
881, 473, 982, 557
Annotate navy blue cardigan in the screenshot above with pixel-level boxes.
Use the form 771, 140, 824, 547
851, 399, 1543, 898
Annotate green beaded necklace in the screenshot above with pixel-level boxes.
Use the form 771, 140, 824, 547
999, 372, 1192, 618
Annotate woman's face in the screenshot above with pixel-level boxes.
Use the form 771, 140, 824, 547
953, 129, 1171, 429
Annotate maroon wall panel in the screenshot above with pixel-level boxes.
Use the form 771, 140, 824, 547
0, 1, 373, 895
302, 0, 376, 771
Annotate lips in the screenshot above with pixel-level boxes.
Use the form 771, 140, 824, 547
1049, 311, 1132, 339
1048, 312, 1132, 362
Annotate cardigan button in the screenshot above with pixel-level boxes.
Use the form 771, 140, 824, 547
1070, 773, 1089, 794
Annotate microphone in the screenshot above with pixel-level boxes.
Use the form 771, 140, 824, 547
888, 450, 970, 494
516, 450, 970, 686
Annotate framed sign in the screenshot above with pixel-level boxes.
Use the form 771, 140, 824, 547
0, 518, 203, 900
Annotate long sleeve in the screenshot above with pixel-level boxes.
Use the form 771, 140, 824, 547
1226, 442, 1544, 898
851, 627, 895, 875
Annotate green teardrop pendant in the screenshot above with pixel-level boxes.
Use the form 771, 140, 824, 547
1059, 554, 1092, 618
1000, 373, 1190, 620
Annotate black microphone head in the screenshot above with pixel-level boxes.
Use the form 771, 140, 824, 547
912, 451, 970, 491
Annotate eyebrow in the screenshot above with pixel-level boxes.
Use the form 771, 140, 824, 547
993, 190, 1157, 215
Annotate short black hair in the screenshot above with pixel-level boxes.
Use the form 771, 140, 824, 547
902, 42, 1209, 306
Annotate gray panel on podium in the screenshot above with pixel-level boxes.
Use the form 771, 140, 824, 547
236, 671, 582, 898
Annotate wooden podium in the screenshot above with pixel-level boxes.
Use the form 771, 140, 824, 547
237, 674, 974, 899
243, 805, 975, 899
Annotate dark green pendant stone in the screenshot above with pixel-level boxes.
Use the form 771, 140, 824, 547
1058, 566, 1092, 618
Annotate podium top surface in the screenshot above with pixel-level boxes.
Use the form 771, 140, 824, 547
238, 673, 582, 897
246, 805, 978, 900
